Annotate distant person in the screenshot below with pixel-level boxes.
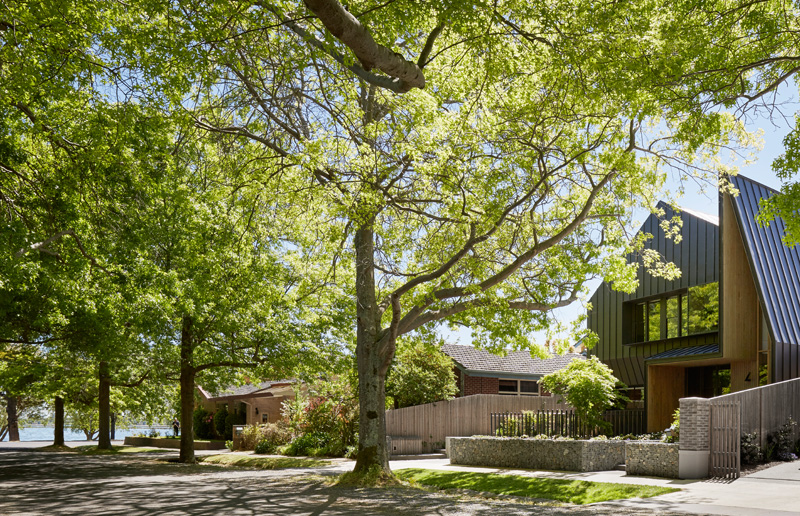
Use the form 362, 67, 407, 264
172, 418, 180, 437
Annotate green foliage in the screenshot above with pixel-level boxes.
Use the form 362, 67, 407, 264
224, 440, 234, 451
213, 407, 228, 439
394, 469, 679, 504
254, 438, 276, 455
242, 422, 293, 452
539, 357, 628, 432
769, 417, 798, 461
741, 432, 763, 465
223, 410, 245, 441
284, 432, 329, 457
281, 377, 359, 457
385, 337, 457, 409
192, 408, 214, 440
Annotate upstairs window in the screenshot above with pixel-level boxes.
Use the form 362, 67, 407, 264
625, 282, 718, 343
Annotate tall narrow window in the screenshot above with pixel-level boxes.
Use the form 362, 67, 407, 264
666, 296, 680, 338
633, 302, 646, 342
648, 301, 661, 341
686, 283, 719, 334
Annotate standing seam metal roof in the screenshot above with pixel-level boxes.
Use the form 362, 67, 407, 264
729, 175, 800, 350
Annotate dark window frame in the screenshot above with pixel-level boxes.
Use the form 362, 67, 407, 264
624, 282, 718, 344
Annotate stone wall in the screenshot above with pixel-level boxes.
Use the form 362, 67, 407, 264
448, 437, 625, 472
625, 441, 679, 478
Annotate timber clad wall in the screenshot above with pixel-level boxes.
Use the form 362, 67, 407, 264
385, 394, 569, 446
588, 202, 720, 387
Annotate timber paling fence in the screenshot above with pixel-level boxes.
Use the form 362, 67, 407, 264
490, 408, 646, 438
385, 394, 571, 446
705, 377, 800, 479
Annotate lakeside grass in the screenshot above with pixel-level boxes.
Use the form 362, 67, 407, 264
198, 454, 330, 469
394, 468, 680, 505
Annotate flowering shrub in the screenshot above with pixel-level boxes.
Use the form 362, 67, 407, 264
240, 422, 292, 451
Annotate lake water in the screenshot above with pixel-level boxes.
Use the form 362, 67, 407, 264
7, 426, 173, 442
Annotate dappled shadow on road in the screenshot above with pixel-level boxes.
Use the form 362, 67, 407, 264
0, 450, 683, 516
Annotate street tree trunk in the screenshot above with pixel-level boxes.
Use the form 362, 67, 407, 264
7, 396, 20, 441
97, 361, 112, 450
352, 223, 394, 475
179, 315, 196, 463
53, 396, 65, 446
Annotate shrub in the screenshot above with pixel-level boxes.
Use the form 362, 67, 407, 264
284, 432, 329, 457
539, 356, 629, 433
240, 422, 293, 451
254, 438, 276, 455
223, 410, 246, 441
193, 407, 214, 440
225, 440, 234, 451
741, 432, 763, 465
769, 417, 798, 461
214, 407, 228, 438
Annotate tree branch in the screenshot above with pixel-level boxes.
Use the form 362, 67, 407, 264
301, 0, 426, 90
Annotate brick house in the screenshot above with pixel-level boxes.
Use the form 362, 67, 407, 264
196, 380, 297, 426
441, 343, 585, 397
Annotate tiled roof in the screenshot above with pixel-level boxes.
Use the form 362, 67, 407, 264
207, 379, 294, 400
729, 174, 800, 351
646, 344, 720, 361
441, 344, 584, 376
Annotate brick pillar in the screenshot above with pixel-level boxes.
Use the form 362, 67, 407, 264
678, 397, 710, 479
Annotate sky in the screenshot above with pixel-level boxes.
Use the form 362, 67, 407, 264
440, 86, 799, 350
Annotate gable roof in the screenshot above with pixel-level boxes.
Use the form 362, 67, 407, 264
729, 174, 800, 349
441, 343, 584, 378
198, 379, 295, 401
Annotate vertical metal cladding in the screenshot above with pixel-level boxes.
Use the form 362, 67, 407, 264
588, 202, 720, 387
729, 175, 800, 383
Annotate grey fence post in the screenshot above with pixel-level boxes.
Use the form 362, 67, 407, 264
678, 397, 710, 479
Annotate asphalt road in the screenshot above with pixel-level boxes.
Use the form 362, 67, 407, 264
0, 446, 691, 516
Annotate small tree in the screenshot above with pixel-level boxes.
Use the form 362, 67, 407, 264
539, 356, 628, 433
385, 338, 457, 409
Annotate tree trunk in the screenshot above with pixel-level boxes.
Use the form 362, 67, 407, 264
97, 361, 112, 450
53, 396, 65, 446
7, 396, 20, 441
352, 223, 393, 475
110, 412, 116, 440
179, 315, 196, 463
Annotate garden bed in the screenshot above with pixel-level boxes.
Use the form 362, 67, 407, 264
447, 437, 625, 472
123, 437, 227, 450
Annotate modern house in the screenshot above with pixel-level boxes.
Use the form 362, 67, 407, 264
196, 379, 297, 426
588, 174, 800, 431
441, 343, 585, 397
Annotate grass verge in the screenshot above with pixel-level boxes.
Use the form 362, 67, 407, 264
33, 445, 169, 454
394, 468, 679, 505
198, 454, 329, 469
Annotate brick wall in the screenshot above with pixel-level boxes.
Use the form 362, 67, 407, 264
463, 375, 499, 396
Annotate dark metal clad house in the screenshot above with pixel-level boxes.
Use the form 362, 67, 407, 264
728, 175, 800, 383
588, 174, 800, 431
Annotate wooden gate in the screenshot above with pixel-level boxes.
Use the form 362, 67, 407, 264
709, 399, 740, 480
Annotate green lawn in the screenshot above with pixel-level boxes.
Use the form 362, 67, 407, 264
394, 468, 680, 505
198, 454, 330, 469
34, 445, 170, 454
